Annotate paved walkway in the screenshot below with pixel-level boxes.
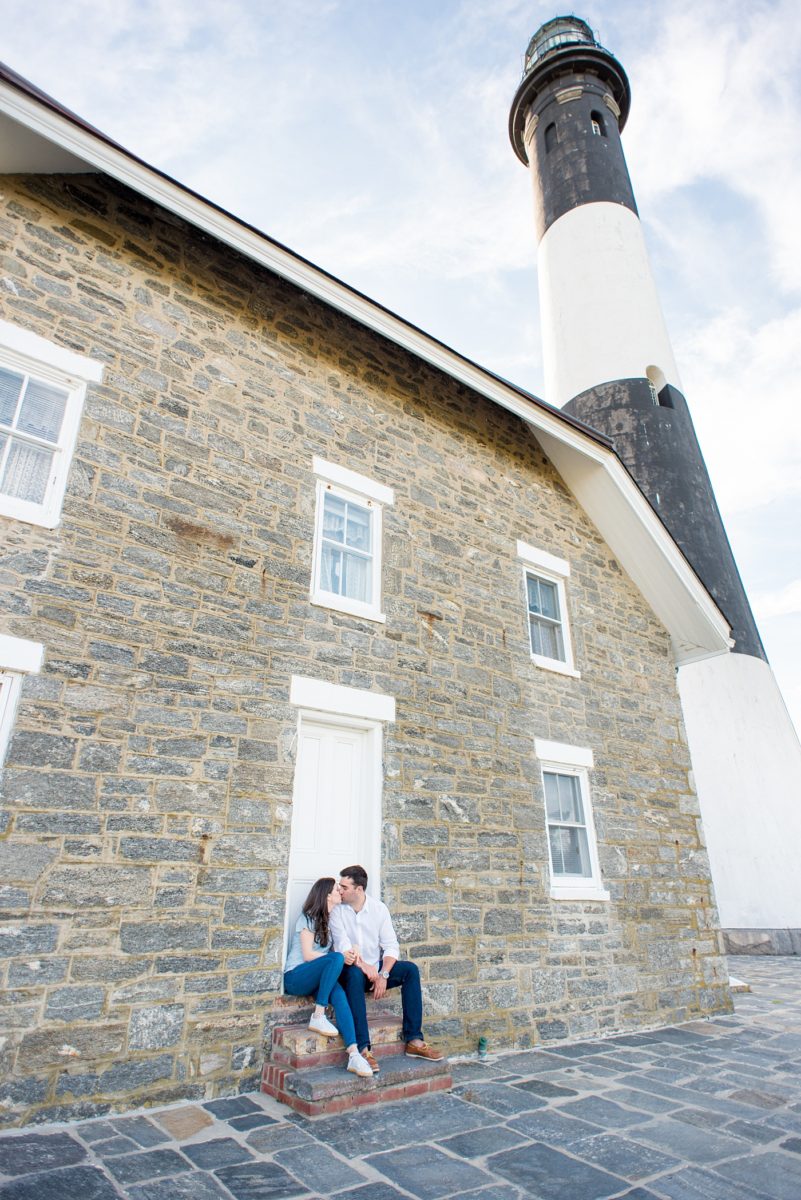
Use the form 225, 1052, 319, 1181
1, 956, 801, 1199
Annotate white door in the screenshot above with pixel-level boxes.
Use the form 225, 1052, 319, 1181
285, 716, 380, 952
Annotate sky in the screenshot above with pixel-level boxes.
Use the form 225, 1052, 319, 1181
2, 0, 800, 734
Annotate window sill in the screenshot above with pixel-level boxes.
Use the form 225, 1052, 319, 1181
532, 654, 580, 679
311, 594, 386, 624
550, 884, 610, 902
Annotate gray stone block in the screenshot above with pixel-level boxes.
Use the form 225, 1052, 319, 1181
0, 924, 59, 958
128, 1004, 185, 1049
0, 842, 56, 882
121, 922, 208, 954
45, 986, 105, 1022
42, 866, 148, 908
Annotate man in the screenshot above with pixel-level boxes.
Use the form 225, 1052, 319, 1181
329, 864, 444, 1072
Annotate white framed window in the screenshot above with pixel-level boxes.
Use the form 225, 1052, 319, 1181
535, 738, 608, 901
0, 321, 103, 529
517, 540, 579, 677
0, 633, 44, 766
310, 457, 393, 623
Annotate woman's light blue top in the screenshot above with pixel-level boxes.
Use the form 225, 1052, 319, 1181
284, 912, 331, 973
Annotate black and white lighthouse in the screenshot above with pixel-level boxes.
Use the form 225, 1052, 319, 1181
510, 15, 801, 947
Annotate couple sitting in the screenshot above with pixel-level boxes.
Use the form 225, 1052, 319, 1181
283, 864, 443, 1079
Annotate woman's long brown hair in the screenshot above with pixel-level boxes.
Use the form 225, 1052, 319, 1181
302, 877, 335, 949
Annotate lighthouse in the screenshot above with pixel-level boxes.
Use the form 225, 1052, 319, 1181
510, 15, 801, 950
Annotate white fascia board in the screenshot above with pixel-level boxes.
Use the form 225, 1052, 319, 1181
0, 84, 730, 665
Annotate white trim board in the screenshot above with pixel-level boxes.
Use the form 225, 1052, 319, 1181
0, 633, 44, 674
290, 676, 396, 723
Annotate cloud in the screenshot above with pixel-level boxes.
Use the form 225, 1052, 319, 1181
753, 580, 801, 620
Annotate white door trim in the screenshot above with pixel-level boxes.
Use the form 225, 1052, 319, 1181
290, 674, 396, 723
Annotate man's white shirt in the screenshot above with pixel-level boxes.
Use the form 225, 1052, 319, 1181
330, 895, 400, 969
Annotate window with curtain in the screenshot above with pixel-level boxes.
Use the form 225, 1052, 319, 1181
544, 770, 592, 877
310, 458, 393, 623
535, 738, 609, 901
517, 540, 578, 677
526, 572, 566, 661
0, 366, 70, 508
0, 321, 101, 529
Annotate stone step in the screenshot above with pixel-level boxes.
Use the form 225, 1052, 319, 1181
271, 1014, 405, 1069
261, 1051, 452, 1118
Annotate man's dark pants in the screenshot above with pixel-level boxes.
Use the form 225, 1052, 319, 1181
339, 960, 423, 1051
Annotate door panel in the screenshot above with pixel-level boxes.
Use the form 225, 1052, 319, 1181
285, 718, 378, 948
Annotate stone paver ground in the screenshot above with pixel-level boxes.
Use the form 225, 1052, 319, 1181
1, 956, 801, 1199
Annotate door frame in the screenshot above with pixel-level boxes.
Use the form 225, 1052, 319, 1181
283, 675, 395, 966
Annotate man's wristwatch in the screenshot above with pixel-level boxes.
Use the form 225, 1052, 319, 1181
380, 970, 390, 979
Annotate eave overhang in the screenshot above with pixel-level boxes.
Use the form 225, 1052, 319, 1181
0, 65, 731, 667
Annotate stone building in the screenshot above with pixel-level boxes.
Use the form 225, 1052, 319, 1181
0, 58, 732, 1125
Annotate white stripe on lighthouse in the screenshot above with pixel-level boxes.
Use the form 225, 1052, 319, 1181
537, 201, 682, 407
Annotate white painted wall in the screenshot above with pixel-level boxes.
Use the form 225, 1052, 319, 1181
678, 653, 801, 928
537, 202, 682, 406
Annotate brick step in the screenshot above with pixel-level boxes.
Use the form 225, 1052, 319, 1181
271, 1014, 405, 1069
261, 1052, 452, 1118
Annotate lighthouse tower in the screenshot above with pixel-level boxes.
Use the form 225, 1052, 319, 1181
510, 15, 801, 950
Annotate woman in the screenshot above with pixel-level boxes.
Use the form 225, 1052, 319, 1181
283, 877, 373, 1078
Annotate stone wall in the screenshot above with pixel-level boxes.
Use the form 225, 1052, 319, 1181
0, 172, 730, 1125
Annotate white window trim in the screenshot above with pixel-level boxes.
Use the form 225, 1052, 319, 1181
0, 632, 44, 766
0, 320, 103, 530
517, 540, 579, 678
310, 459, 393, 623
534, 737, 609, 902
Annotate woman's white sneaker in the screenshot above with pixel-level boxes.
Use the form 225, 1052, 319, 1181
347, 1051, 373, 1078
308, 1012, 339, 1038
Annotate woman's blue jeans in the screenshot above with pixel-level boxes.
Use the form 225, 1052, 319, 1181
283, 952, 356, 1048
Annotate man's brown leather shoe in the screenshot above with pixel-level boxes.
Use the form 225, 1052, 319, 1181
363, 1049, 380, 1073
405, 1040, 444, 1061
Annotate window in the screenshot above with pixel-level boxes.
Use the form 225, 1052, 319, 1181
0, 321, 103, 528
0, 634, 44, 766
544, 122, 557, 154
311, 457, 393, 622
590, 110, 606, 136
535, 739, 608, 901
517, 540, 579, 677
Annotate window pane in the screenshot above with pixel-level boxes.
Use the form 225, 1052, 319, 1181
341, 549, 370, 602
0, 367, 24, 427
528, 576, 559, 620
1, 438, 53, 504
530, 616, 564, 660
322, 493, 346, 544
549, 824, 592, 876
544, 771, 584, 822
17, 379, 68, 443
345, 502, 371, 552
320, 544, 343, 594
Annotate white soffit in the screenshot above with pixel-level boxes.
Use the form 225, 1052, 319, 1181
0, 77, 730, 665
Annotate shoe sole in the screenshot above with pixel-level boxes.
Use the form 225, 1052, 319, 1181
309, 1025, 339, 1038
347, 1066, 373, 1078
405, 1051, 444, 1061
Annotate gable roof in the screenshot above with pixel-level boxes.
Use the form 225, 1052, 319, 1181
0, 61, 731, 666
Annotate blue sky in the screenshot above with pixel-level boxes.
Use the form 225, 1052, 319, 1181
2, 0, 800, 732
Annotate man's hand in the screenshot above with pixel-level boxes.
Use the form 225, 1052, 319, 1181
371, 973, 388, 1000
361, 962, 379, 983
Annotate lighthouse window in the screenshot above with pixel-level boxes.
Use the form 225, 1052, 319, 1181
544, 122, 557, 153
590, 111, 606, 137
517, 540, 579, 678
